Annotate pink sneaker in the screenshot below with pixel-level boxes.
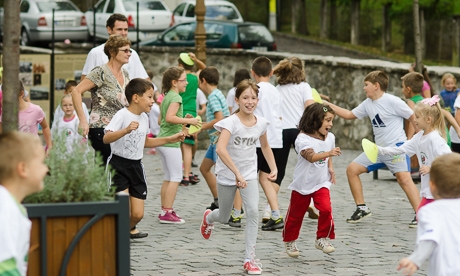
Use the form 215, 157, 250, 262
200, 209, 213, 240
243, 259, 262, 275
159, 211, 185, 224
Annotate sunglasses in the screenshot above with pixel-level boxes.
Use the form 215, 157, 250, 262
119, 49, 132, 54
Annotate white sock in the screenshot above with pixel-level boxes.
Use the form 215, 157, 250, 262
358, 205, 369, 211
233, 209, 242, 217
271, 210, 280, 220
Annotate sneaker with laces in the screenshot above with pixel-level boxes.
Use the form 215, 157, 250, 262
243, 259, 262, 275
409, 216, 417, 228
315, 238, 335, 254
206, 202, 219, 210
228, 214, 242, 228
285, 241, 300, 258
261, 217, 284, 231
262, 209, 270, 223
346, 207, 372, 223
159, 211, 185, 224
200, 209, 213, 240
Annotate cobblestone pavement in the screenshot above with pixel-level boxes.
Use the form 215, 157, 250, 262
131, 148, 427, 276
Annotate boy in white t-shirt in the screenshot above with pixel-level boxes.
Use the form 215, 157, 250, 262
398, 153, 460, 276
103, 78, 184, 239
326, 70, 421, 225
0, 132, 48, 276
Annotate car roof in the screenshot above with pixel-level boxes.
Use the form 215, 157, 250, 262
179, 0, 237, 4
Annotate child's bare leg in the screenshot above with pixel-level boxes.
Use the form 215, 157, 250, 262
346, 162, 368, 205
182, 143, 193, 180
395, 171, 420, 212
163, 181, 180, 208
160, 180, 168, 208
233, 190, 242, 210
259, 171, 279, 211
129, 196, 145, 231
200, 158, 217, 198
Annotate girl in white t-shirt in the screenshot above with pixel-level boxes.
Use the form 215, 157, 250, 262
378, 95, 451, 213
200, 79, 277, 275
52, 95, 84, 152
283, 103, 341, 258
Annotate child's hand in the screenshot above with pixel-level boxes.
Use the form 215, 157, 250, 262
125, 121, 139, 133
169, 132, 185, 143
189, 118, 201, 127
236, 175, 247, 189
188, 52, 196, 61
329, 147, 341, 157
397, 257, 418, 276
329, 169, 336, 184
419, 165, 430, 176
267, 170, 278, 182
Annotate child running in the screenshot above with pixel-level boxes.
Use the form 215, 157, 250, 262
378, 96, 451, 212
200, 79, 277, 275
283, 103, 341, 258
103, 78, 185, 238
397, 153, 460, 276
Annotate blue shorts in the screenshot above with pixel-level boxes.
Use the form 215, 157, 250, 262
204, 144, 217, 163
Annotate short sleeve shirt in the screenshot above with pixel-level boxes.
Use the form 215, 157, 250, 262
226, 87, 238, 113
86, 64, 130, 128
206, 89, 230, 144
19, 103, 45, 135
157, 91, 183, 148
277, 82, 313, 129
180, 73, 198, 116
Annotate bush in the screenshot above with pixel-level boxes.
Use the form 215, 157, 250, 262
24, 132, 114, 203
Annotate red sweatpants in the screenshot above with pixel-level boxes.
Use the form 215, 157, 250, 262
283, 187, 335, 242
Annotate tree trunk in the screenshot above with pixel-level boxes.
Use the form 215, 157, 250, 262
453, 16, 460, 66
291, 0, 298, 33
420, 9, 426, 59
329, 0, 337, 40
413, 0, 423, 73
297, 0, 309, 35
2, 0, 21, 133
350, 0, 360, 45
382, 3, 392, 52
320, 0, 328, 39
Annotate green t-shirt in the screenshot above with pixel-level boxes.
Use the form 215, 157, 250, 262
410, 94, 424, 104
158, 90, 183, 148
180, 73, 198, 117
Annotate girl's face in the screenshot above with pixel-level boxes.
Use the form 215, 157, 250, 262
176, 73, 188, 93
414, 111, 430, 131
235, 87, 258, 115
61, 97, 75, 117
318, 112, 335, 136
444, 77, 456, 91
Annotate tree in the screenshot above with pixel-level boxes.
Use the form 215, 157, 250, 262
350, 0, 360, 45
381, 2, 392, 52
1, 0, 21, 133
413, 0, 423, 73
320, 0, 328, 39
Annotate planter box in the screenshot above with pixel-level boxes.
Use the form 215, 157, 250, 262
25, 194, 130, 276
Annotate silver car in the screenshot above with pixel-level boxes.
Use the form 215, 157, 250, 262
19, 0, 88, 46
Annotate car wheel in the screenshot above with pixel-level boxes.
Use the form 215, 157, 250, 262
20, 28, 30, 46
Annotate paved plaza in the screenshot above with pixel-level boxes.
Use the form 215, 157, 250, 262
131, 148, 427, 276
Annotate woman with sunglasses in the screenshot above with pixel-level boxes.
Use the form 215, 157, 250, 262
72, 34, 132, 164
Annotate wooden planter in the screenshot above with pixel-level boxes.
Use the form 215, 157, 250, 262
25, 194, 130, 276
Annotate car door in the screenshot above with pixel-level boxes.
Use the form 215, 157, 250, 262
20, 0, 35, 34
172, 2, 186, 25
160, 22, 195, 47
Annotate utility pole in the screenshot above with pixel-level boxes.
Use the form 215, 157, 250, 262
195, 0, 206, 64
269, 0, 277, 31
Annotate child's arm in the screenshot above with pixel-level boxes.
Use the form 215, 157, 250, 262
442, 108, 460, 136
215, 128, 247, 188
144, 131, 185, 148
198, 103, 207, 116
202, 110, 223, 130
165, 102, 200, 126
324, 101, 357, 120
397, 240, 436, 276
189, 52, 206, 70
40, 118, 52, 152
103, 121, 139, 144
328, 157, 336, 184
259, 132, 278, 181
300, 147, 341, 163
405, 100, 417, 139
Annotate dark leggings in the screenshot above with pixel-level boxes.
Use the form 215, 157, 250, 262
451, 142, 460, 154
88, 128, 111, 165
276, 128, 300, 185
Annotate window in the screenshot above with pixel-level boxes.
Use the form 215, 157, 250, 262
206, 5, 239, 20
173, 3, 186, 17
205, 23, 223, 40
106, 0, 115, 13
185, 4, 195, 18
163, 23, 194, 42
37, 1, 78, 12
20, 1, 30, 13
239, 25, 273, 43
95, 0, 107, 13
124, 1, 167, 11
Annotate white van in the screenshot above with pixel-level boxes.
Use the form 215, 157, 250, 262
171, 0, 243, 26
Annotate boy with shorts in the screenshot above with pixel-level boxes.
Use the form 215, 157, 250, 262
326, 70, 420, 225
398, 153, 460, 276
0, 132, 48, 275
103, 78, 184, 239
199, 67, 230, 210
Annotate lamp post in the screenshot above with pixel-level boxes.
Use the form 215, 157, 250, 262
195, 0, 206, 64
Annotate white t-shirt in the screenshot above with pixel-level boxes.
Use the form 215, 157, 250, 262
196, 88, 207, 115
214, 114, 269, 186
226, 87, 238, 113
0, 185, 31, 276
52, 103, 89, 129
51, 115, 85, 153
81, 44, 148, 79
416, 198, 460, 276
149, 103, 160, 136
253, 82, 282, 148
352, 93, 413, 147
379, 130, 451, 199
277, 82, 313, 129
449, 96, 460, 143
288, 132, 335, 195
105, 108, 149, 160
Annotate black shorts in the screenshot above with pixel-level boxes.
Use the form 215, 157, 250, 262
108, 154, 147, 200
256, 147, 283, 185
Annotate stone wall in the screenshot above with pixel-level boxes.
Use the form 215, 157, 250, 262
139, 46, 460, 150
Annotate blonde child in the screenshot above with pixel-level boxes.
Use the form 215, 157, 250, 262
439, 73, 460, 116
103, 78, 185, 238
0, 132, 48, 275
156, 67, 200, 224
379, 96, 451, 213
51, 95, 84, 152
283, 103, 341, 258
200, 79, 277, 275
52, 80, 89, 128
398, 153, 460, 276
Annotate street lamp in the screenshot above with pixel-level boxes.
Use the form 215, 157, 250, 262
195, 0, 206, 64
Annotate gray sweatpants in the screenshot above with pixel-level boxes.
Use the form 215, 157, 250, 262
207, 179, 259, 260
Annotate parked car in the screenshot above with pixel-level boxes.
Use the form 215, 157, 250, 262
171, 0, 243, 26
138, 20, 276, 51
85, 0, 172, 42
13, 0, 88, 46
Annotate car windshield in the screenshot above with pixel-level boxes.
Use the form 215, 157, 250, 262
36, 1, 77, 12
239, 25, 274, 43
206, 5, 238, 20
124, 1, 167, 11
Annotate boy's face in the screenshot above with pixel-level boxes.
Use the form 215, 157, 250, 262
65, 85, 76, 95
363, 81, 378, 98
401, 82, 411, 98
26, 145, 48, 193
198, 78, 209, 94
61, 97, 74, 117
137, 88, 154, 113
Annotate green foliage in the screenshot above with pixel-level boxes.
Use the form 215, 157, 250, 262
24, 132, 114, 203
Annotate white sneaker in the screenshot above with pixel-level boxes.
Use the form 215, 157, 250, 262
285, 241, 300, 258
262, 208, 270, 223
315, 238, 335, 254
